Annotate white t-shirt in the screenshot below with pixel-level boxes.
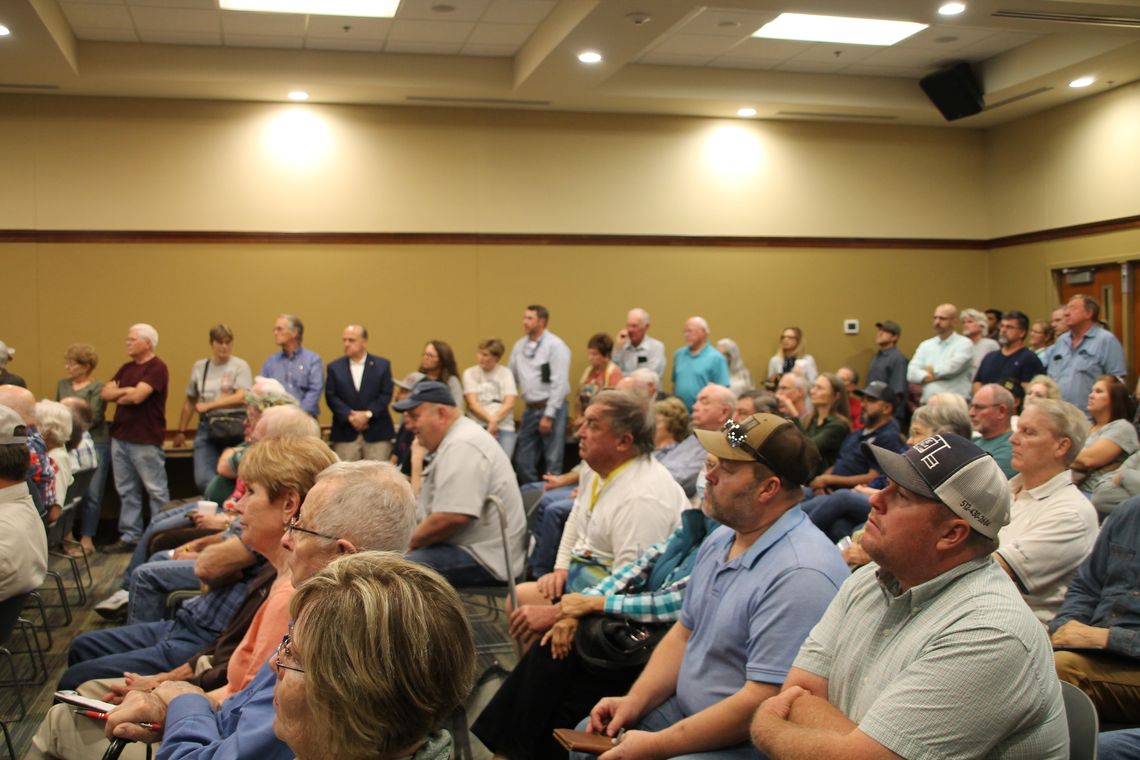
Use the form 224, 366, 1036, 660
0, 482, 49, 599
461, 364, 518, 432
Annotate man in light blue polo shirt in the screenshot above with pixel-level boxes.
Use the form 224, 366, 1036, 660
671, 316, 730, 410
571, 414, 848, 759
1046, 294, 1125, 413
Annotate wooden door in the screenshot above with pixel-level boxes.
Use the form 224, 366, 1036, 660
1056, 263, 1130, 383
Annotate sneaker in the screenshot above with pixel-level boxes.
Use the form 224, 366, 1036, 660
94, 589, 130, 620
100, 540, 138, 554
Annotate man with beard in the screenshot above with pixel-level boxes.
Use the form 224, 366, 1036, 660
972, 310, 1044, 395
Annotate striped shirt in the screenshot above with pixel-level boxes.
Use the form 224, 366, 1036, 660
794, 556, 1068, 759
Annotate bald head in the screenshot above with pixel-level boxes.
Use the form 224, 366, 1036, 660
342, 324, 368, 362
933, 303, 959, 338
0, 385, 36, 425
691, 384, 735, 430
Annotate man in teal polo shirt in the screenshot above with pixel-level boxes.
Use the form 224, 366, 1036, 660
671, 316, 730, 410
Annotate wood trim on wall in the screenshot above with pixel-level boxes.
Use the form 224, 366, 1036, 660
1, 214, 1137, 249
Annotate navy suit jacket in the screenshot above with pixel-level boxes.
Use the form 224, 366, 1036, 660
325, 353, 395, 443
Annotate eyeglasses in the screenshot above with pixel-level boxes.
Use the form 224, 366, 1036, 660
721, 419, 783, 478
285, 517, 337, 541
274, 631, 304, 676
968, 403, 999, 411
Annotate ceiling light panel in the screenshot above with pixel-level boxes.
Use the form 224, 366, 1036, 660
220, 0, 401, 18
753, 13, 928, 46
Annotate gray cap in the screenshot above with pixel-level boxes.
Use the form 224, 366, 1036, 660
394, 371, 426, 391
392, 380, 456, 411
0, 405, 27, 445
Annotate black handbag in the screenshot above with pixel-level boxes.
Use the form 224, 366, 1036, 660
201, 361, 246, 446
573, 615, 669, 673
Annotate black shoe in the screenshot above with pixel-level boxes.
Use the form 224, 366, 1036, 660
100, 540, 138, 554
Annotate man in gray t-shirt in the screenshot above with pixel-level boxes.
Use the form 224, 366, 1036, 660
396, 380, 527, 586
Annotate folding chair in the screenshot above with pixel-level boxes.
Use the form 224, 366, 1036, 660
1060, 680, 1099, 760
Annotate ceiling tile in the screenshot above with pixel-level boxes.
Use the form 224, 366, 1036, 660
396, 0, 491, 22
305, 36, 386, 51
62, 0, 127, 6
786, 43, 879, 66
677, 8, 775, 37
862, 45, 954, 67
639, 52, 718, 66
460, 43, 516, 56
480, 0, 555, 25
221, 10, 306, 36
61, 3, 135, 29
897, 25, 1000, 51
224, 34, 303, 48
707, 57, 781, 70
73, 27, 140, 41
775, 59, 850, 74
306, 16, 391, 39
843, 63, 927, 78
388, 18, 475, 43
384, 39, 465, 53
129, 6, 219, 33
466, 22, 532, 45
136, 29, 222, 44
650, 33, 744, 57
717, 37, 812, 61
126, 0, 216, 7
957, 30, 1042, 58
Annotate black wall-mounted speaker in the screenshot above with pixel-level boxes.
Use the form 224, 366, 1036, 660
920, 62, 984, 121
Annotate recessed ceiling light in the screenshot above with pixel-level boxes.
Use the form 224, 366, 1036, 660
753, 13, 927, 46
577, 50, 602, 64
288, 90, 310, 101
220, 0, 399, 18
0, 25, 10, 37
1069, 76, 1095, 88
938, 3, 966, 16
737, 107, 757, 117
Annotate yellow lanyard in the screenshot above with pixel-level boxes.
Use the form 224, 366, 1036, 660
589, 458, 633, 513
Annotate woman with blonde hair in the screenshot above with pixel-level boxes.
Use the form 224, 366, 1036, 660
57, 343, 108, 553
766, 326, 817, 384
273, 552, 475, 760
1027, 374, 1062, 402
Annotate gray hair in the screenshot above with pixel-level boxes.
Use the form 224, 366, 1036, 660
716, 338, 746, 374
260, 405, 321, 439
928, 393, 969, 416
279, 313, 305, 342
911, 403, 972, 439
980, 383, 1015, 418
689, 316, 710, 334
590, 389, 656, 456
246, 376, 298, 411
34, 399, 73, 448
1024, 398, 1090, 467
0, 341, 12, 369
129, 323, 159, 350
960, 309, 987, 329
631, 368, 659, 388
628, 308, 650, 325
701, 383, 737, 416
311, 461, 417, 553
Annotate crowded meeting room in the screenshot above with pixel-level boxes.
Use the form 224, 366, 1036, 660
2, 0, 1140, 757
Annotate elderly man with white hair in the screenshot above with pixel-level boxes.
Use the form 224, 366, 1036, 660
671, 316, 730, 410
101, 323, 170, 552
614, 308, 667, 378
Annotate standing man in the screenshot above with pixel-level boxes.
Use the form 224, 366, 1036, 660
968, 383, 1017, 478
1046, 294, 1125, 412
260, 313, 323, 417
906, 303, 974, 403
1050, 304, 1068, 343
614, 308, 666, 378
865, 320, 907, 423
509, 304, 571, 483
751, 433, 1068, 760
325, 324, 395, 462
973, 310, 1045, 394
101, 324, 169, 553
671, 316, 730, 410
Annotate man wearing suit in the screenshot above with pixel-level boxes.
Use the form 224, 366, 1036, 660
325, 324, 395, 462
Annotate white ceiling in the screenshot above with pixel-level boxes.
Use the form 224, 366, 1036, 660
2, 0, 1139, 126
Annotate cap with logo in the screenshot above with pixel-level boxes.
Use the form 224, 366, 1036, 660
695, 413, 820, 486
392, 380, 456, 411
863, 433, 1010, 539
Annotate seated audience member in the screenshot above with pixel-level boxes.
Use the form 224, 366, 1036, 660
626, 367, 666, 400
835, 367, 863, 430
57, 437, 336, 691
510, 390, 686, 644
71, 461, 420, 760
717, 338, 753, 396
1072, 375, 1139, 497
968, 383, 1017, 478
570, 414, 848, 760
804, 401, 971, 545
577, 333, 623, 421
972, 310, 1045, 394
475, 504, 721, 759
395, 380, 527, 587
997, 398, 1098, 623
271, 553, 475, 760
907, 303, 974, 404
735, 390, 779, 420
1091, 442, 1140, 517
35, 399, 75, 514
767, 326, 818, 385
419, 339, 465, 414
0, 341, 25, 387
799, 373, 851, 474
462, 338, 519, 457
654, 397, 712, 498
804, 381, 905, 498
1049, 494, 1140, 724
752, 434, 1068, 760
390, 371, 426, 476
774, 372, 811, 421
0, 384, 55, 517
0, 406, 49, 600
61, 397, 98, 475
962, 307, 1000, 378
1028, 319, 1055, 364
1027, 373, 1062, 402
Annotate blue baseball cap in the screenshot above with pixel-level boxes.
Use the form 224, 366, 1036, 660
392, 380, 455, 411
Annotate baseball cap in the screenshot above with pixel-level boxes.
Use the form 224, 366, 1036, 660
695, 413, 821, 486
876, 320, 901, 337
854, 380, 892, 402
392, 380, 455, 411
394, 371, 426, 391
0, 405, 27, 445
863, 433, 1010, 539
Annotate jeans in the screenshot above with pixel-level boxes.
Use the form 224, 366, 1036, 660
495, 429, 518, 459
122, 501, 198, 589
527, 485, 575, 577
128, 557, 200, 624
60, 619, 214, 690
406, 544, 500, 588
111, 439, 170, 543
1100, 728, 1140, 759
192, 423, 226, 495
801, 490, 872, 543
78, 440, 112, 538
569, 697, 763, 760
516, 404, 569, 483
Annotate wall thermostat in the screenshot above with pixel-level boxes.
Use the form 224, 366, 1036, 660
843, 319, 859, 335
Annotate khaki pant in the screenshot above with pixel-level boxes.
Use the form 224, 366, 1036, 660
31, 678, 153, 760
1055, 649, 1140, 723
332, 436, 393, 463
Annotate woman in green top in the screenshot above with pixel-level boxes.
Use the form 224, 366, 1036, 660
56, 343, 108, 554
802, 372, 852, 474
